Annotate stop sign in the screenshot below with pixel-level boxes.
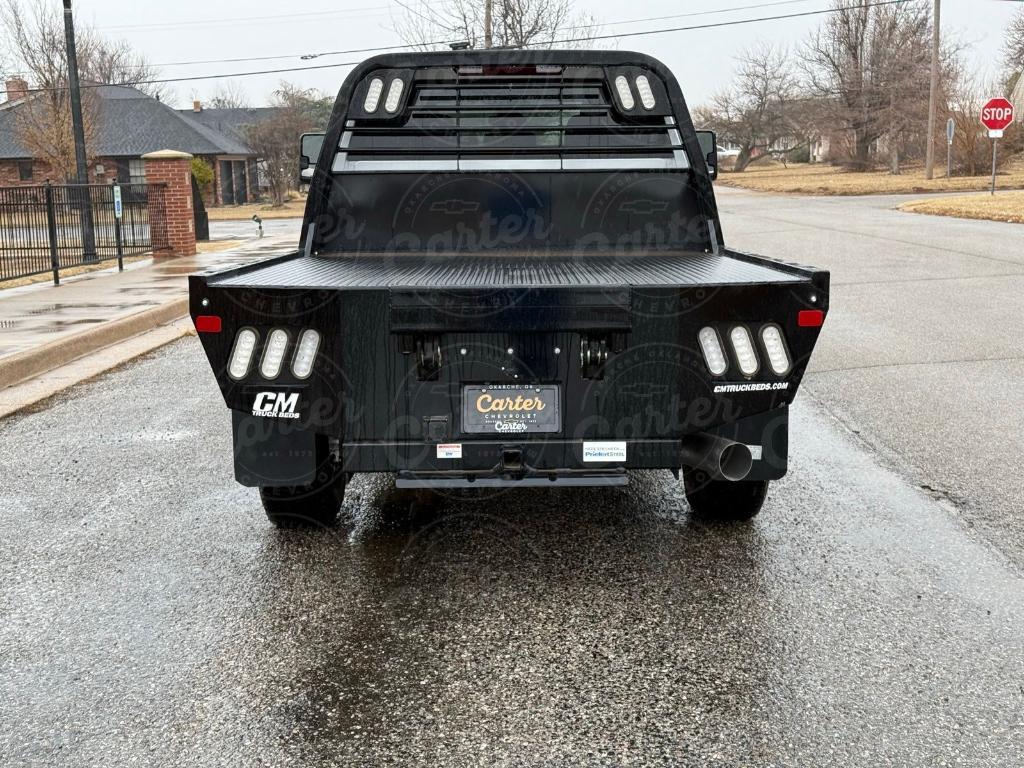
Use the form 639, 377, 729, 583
980, 98, 1015, 132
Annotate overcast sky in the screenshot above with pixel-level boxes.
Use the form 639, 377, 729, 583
69, 0, 1021, 108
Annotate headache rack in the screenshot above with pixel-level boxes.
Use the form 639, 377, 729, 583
332, 66, 691, 173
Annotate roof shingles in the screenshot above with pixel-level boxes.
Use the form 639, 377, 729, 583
0, 85, 265, 160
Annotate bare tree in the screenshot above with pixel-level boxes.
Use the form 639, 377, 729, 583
1, 0, 97, 178
206, 81, 250, 109
244, 83, 330, 207
393, 0, 600, 50
1005, 8, 1024, 96
694, 45, 798, 172
1, 0, 163, 176
800, 1, 933, 170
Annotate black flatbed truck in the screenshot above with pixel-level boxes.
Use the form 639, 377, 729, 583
190, 50, 829, 528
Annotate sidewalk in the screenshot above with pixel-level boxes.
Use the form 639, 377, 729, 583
0, 227, 298, 416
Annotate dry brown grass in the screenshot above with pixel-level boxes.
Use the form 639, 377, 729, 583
0, 253, 150, 289
898, 191, 1024, 224
207, 200, 306, 221
717, 159, 1024, 196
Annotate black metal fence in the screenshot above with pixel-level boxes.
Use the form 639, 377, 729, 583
0, 182, 167, 284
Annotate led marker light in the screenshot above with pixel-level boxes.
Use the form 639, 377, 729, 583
260, 329, 290, 379
291, 329, 321, 380
228, 328, 258, 380
730, 326, 759, 376
635, 75, 656, 109
760, 325, 791, 375
698, 327, 728, 376
363, 77, 384, 112
384, 78, 404, 113
614, 75, 635, 110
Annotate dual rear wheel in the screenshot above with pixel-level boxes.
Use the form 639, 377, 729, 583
682, 470, 769, 522
259, 466, 347, 529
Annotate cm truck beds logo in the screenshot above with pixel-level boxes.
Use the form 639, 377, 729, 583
252, 392, 300, 419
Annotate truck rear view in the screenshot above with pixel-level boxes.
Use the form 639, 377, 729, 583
189, 50, 829, 528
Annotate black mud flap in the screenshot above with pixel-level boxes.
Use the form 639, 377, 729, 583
232, 411, 317, 487
705, 407, 789, 481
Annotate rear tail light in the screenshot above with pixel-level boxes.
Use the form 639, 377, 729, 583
384, 78, 404, 113
635, 75, 656, 109
227, 328, 258, 380
291, 329, 321, 379
614, 75, 635, 110
798, 309, 825, 327
260, 329, 290, 379
760, 325, 791, 375
195, 315, 222, 334
729, 327, 759, 376
698, 327, 728, 376
363, 77, 384, 113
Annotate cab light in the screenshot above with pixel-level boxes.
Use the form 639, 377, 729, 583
698, 327, 728, 376
384, 78, 405, 113
260, 329, 290, 379
635, 75, 656, 109
195, 315, 221, 334
760, 325, 791, 375
614, 75, 635, 110
227, 328, 258, 380
730, 326, 759, 376
363, 77, 384, 113
291, 329, 321, 379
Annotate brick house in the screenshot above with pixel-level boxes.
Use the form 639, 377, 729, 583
0, 78, 275, 205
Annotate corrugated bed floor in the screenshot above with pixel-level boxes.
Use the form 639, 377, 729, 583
209, 251, 805, 289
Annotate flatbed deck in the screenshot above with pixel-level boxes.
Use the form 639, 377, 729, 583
208, 250, 810, 290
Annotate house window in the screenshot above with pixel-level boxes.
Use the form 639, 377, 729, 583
18, 160, 33, 181
129, 159, 146, 185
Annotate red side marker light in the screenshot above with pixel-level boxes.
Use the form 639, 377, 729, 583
798, 310, 825, 328
195, 315, 222, 334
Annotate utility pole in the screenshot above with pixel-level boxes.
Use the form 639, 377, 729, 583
483, 0, 493, 49
924, 0, 941, 181
62, 0, 96, 262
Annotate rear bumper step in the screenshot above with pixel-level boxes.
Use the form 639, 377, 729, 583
396, 467, 628, 489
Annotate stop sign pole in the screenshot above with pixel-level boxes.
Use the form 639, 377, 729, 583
980, 97, 1015, 196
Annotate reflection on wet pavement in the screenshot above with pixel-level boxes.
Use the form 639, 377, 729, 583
1, 339, 1022, 767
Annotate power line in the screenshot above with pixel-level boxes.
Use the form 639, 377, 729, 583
97, 5, 393, 32
146, 0, 828, 70
0, 0, 921, 98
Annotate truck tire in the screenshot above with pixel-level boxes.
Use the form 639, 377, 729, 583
682, 470, 769, 522
259, 469, 347, 529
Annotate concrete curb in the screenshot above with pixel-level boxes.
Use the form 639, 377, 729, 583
0, 298, 190, 390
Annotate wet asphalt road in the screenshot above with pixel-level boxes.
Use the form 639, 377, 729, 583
2, 338, 1023, 766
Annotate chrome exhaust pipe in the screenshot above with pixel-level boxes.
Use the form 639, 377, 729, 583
680, 434, 753, 482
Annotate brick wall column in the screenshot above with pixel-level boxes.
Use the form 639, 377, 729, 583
142, 149, 196, 258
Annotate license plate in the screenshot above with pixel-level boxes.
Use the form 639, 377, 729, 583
462, 384, 561, 435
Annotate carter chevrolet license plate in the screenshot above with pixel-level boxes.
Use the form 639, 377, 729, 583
462, 384, 561, 434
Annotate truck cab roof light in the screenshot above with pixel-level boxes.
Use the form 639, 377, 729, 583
384, 78, 405, 113
291, 329, 321, 380
614, 75, 635, 110
260, 329, 290, 380
730, 326, 759, 376
698, 327, 728, 376
227, 328, 258, 380
635, 75, 656, 109
363, 77, 384, 113
760, 325, 791, 375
